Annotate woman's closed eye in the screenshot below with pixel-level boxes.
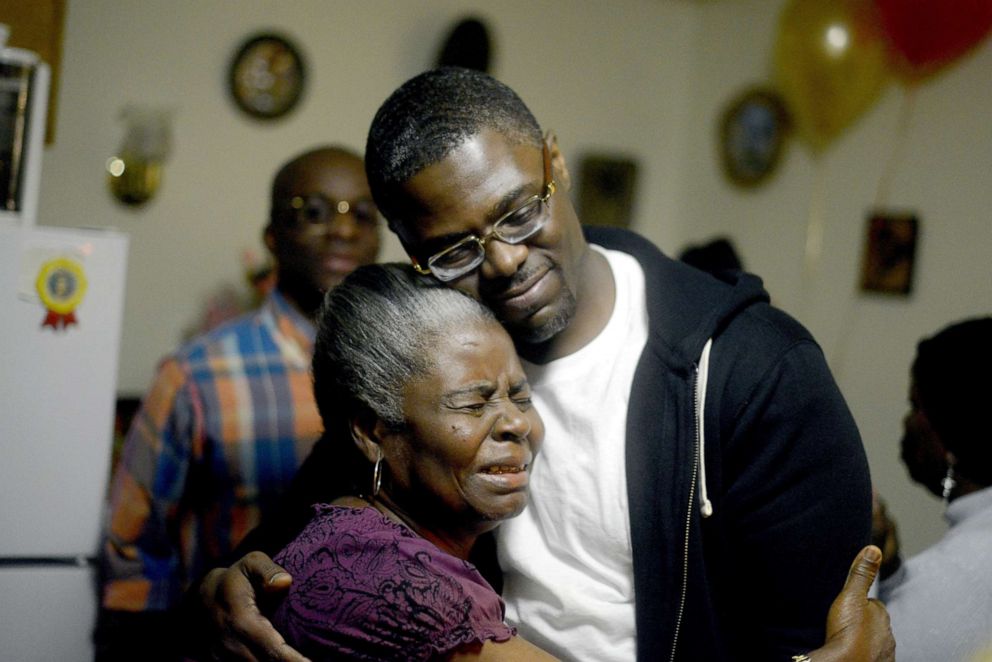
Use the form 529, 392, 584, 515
444, 379, 532, 415
455, 401, 489, 414
508, 379, 533, 410
443, 391, 494, 415
449, 396, 529, 415
511, 394, 533, 410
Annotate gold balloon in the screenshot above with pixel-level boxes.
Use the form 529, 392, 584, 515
774, 0, 891, 154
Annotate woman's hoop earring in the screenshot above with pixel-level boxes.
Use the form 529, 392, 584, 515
372, 448, 384, 500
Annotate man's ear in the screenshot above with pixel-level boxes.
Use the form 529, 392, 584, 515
263, 224, 278, 256
396, 232, 418, 262
546, 132, 572, 192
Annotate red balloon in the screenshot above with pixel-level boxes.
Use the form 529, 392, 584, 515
875, 0, 992, 80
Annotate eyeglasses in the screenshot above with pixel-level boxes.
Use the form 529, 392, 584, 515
280, 193, 379, 232
411, 141, 556, 283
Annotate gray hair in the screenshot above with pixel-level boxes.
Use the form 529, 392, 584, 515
312, 262, 497, 432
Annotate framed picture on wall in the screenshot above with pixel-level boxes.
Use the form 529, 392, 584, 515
577, 154, 638, 228
860, 211, 919, 295
718, 86, 790, 189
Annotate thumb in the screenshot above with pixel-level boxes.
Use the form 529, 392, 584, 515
838, 545, 881, 605
239, 551, 293, 595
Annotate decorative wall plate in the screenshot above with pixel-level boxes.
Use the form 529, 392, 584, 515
229, 33, 305, 120
718, 87, 790, 188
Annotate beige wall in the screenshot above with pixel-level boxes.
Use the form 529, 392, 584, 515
37, 0, 991, 556
40, 0, 696, 393
681, 0, 992, 558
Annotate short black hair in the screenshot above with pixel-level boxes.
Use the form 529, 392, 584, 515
268, 145, 363, 226
365, 67, 543, 224
912, 316, 992, 484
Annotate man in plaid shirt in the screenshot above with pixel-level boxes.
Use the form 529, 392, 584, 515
95, 145, 381, 660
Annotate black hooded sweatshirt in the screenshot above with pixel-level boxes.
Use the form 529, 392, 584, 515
585, 226, 871, 661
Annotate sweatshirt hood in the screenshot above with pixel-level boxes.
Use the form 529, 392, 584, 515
584, 227, 770, 522
584, 226, 770, 372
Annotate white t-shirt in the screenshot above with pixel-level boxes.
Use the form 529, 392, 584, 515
498, 246, 648, 661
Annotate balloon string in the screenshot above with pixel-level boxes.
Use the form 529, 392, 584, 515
874, 86, 917, 209
828, 288, 863, 381
832, 88, 916, 382
801, 158, 827, 320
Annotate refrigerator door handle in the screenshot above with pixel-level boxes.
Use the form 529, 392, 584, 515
0, 555, 96, 568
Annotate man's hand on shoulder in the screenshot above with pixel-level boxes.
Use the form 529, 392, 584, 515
197, 551, 309, 662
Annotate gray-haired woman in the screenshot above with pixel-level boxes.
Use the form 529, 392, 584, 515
270, 262, 556, 660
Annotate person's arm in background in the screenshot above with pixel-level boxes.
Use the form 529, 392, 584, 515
871, 492, 903, 581
94, 358, 197, 662
717, 338, 873, 659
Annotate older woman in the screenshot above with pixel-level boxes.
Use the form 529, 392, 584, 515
269, 263, 555, 660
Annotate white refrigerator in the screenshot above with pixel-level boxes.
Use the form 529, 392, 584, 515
1, 29, 130, 660
0, 222, 129, 661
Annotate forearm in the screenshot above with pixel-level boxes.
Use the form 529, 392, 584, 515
447, 634, 560, 661
102, 363, 193, 611
806, 641, 853, 662
102, 467, 185, 611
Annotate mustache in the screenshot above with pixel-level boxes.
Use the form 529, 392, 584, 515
479, 258, 552, 299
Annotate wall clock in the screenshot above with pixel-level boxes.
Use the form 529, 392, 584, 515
718, 87, 790, 188
228, 33, 305, 120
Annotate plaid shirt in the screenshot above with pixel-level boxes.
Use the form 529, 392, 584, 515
101, 290, 322, 611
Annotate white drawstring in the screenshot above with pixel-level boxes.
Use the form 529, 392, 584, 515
696, 338, 714, 518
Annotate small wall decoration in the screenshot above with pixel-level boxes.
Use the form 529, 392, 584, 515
105, 106, 173, 207
436, 17, 493, 72
719, 86, 790, 188
578, 155, 638, 229
860, 211, 919, 295
228, 32, 306, 120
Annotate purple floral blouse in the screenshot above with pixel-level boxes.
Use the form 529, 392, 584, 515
271, 505, 516, 661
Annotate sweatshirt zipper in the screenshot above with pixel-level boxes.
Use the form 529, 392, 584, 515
669, 364, 702, 662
